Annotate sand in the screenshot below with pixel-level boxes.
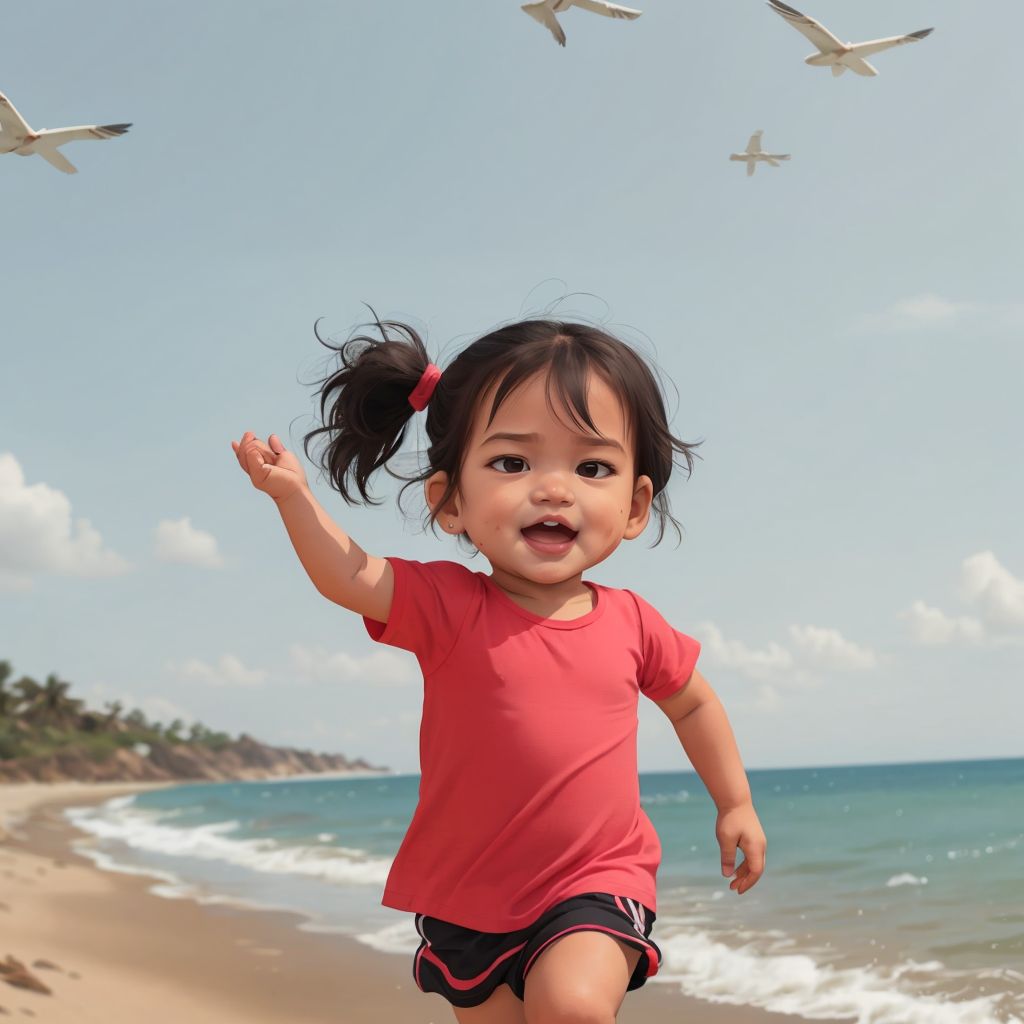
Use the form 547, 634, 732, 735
0, 781, 824, 1023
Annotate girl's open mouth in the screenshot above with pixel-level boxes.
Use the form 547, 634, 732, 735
520, 521, 578, 555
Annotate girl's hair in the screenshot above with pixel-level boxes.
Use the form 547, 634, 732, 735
301, 314, 702, 545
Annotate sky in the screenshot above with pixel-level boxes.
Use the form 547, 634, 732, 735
2, 0, 1021, 776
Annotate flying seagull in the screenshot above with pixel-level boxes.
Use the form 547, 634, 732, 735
730, 130, 790, 177
522, 0, 642, 48
765, 0, 933, 77
0, 91, 130, 174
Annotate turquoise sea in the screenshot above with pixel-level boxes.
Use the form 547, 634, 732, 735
64, 757, 1023, 1023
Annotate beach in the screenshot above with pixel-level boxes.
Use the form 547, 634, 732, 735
0, 781, 828, 1024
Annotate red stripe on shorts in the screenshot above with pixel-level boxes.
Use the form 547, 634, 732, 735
416, 939, 529, 992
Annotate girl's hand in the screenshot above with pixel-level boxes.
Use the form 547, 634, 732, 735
231, 431, 309, 504
716, 801, 767, 895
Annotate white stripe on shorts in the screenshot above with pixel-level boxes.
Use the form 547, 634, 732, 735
624, 898, 644, 934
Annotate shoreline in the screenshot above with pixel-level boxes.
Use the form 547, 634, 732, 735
1, 781, 834, 1024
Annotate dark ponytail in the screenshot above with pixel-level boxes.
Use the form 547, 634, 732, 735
301, 311, 432, 506
302, 312, 700, 546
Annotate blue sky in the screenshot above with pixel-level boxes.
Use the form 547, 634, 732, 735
2, 0, 1021, 775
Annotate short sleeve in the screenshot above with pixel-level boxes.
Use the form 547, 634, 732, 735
627, 590, 701, 703
362, 558, 478, 676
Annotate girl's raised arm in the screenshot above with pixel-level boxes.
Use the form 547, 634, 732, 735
232, 430, 394, 623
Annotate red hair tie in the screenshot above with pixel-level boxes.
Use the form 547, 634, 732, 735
408, 363, 442, 411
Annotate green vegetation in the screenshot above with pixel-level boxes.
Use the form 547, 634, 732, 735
0, 659, 234, 763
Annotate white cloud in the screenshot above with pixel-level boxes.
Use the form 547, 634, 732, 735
695, 621, 877, 693
154, 516, 224, 568
0, 452, 133, 590
788, 624, 879, 670
961, 551, 1024, 629
898, 600, 985, 646
168, 654, 267, 688
289, 643, 417, 688
899, 551, 1024, 647
696, 622, 794, 680
857, 293, 975, 332
856, 293, 1024, 334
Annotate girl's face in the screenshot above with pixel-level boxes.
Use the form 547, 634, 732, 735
427, 370, 653, 592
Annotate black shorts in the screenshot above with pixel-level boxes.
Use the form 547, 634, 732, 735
412, 892, 661, 1008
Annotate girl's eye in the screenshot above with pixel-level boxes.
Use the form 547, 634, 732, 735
489, 456, 528, 474
577, 461, 614, 479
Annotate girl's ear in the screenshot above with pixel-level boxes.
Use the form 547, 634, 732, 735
623, 474, 654, 540
424, 471, 462, 534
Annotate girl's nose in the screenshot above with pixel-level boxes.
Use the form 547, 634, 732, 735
532, 472, 575, 506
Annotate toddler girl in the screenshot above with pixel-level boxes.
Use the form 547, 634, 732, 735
232, 317, 766, 1024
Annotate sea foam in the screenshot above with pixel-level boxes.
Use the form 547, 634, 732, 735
886, 872, 929, 887
64, 798, 392, 886
652, 927, 1016, 1024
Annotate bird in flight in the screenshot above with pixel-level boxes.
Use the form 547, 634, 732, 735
0, 91, 130, 173
765, 0, 933, 77
730, 130, 791, 177
522, 0, 642, 47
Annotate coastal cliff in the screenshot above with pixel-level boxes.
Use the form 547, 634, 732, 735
0, 732, 387, 784
0, 659, 389, 784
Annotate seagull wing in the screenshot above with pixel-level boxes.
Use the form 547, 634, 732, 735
0, 92, 34, 142
747, 160, 756, 177
765, 0, 844, 53
848, 28, 933, 58
572, 0, 643, 20
746, 130, 763, 154
522, 1, 566, 45
35, 123, 131, 146
35, 145, 78, 174
842, 56, 878, 76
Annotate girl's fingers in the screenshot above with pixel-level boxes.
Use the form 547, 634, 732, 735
232, 433, 282, 480
730, 858, 763, 894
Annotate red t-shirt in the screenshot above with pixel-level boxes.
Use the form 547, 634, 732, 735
363, 558, 701, 932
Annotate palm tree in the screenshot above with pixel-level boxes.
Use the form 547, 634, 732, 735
11, 676, 43, 719
164, 718, 185, 743
124, 708, 152, 732
102, 700, 125, 730
0, 660, 15, 717
18, 673, 84, 728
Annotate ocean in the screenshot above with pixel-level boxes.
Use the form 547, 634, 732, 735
63, 757, 1023, 1024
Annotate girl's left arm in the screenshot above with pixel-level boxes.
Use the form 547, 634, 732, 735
655, 668, 767, 894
